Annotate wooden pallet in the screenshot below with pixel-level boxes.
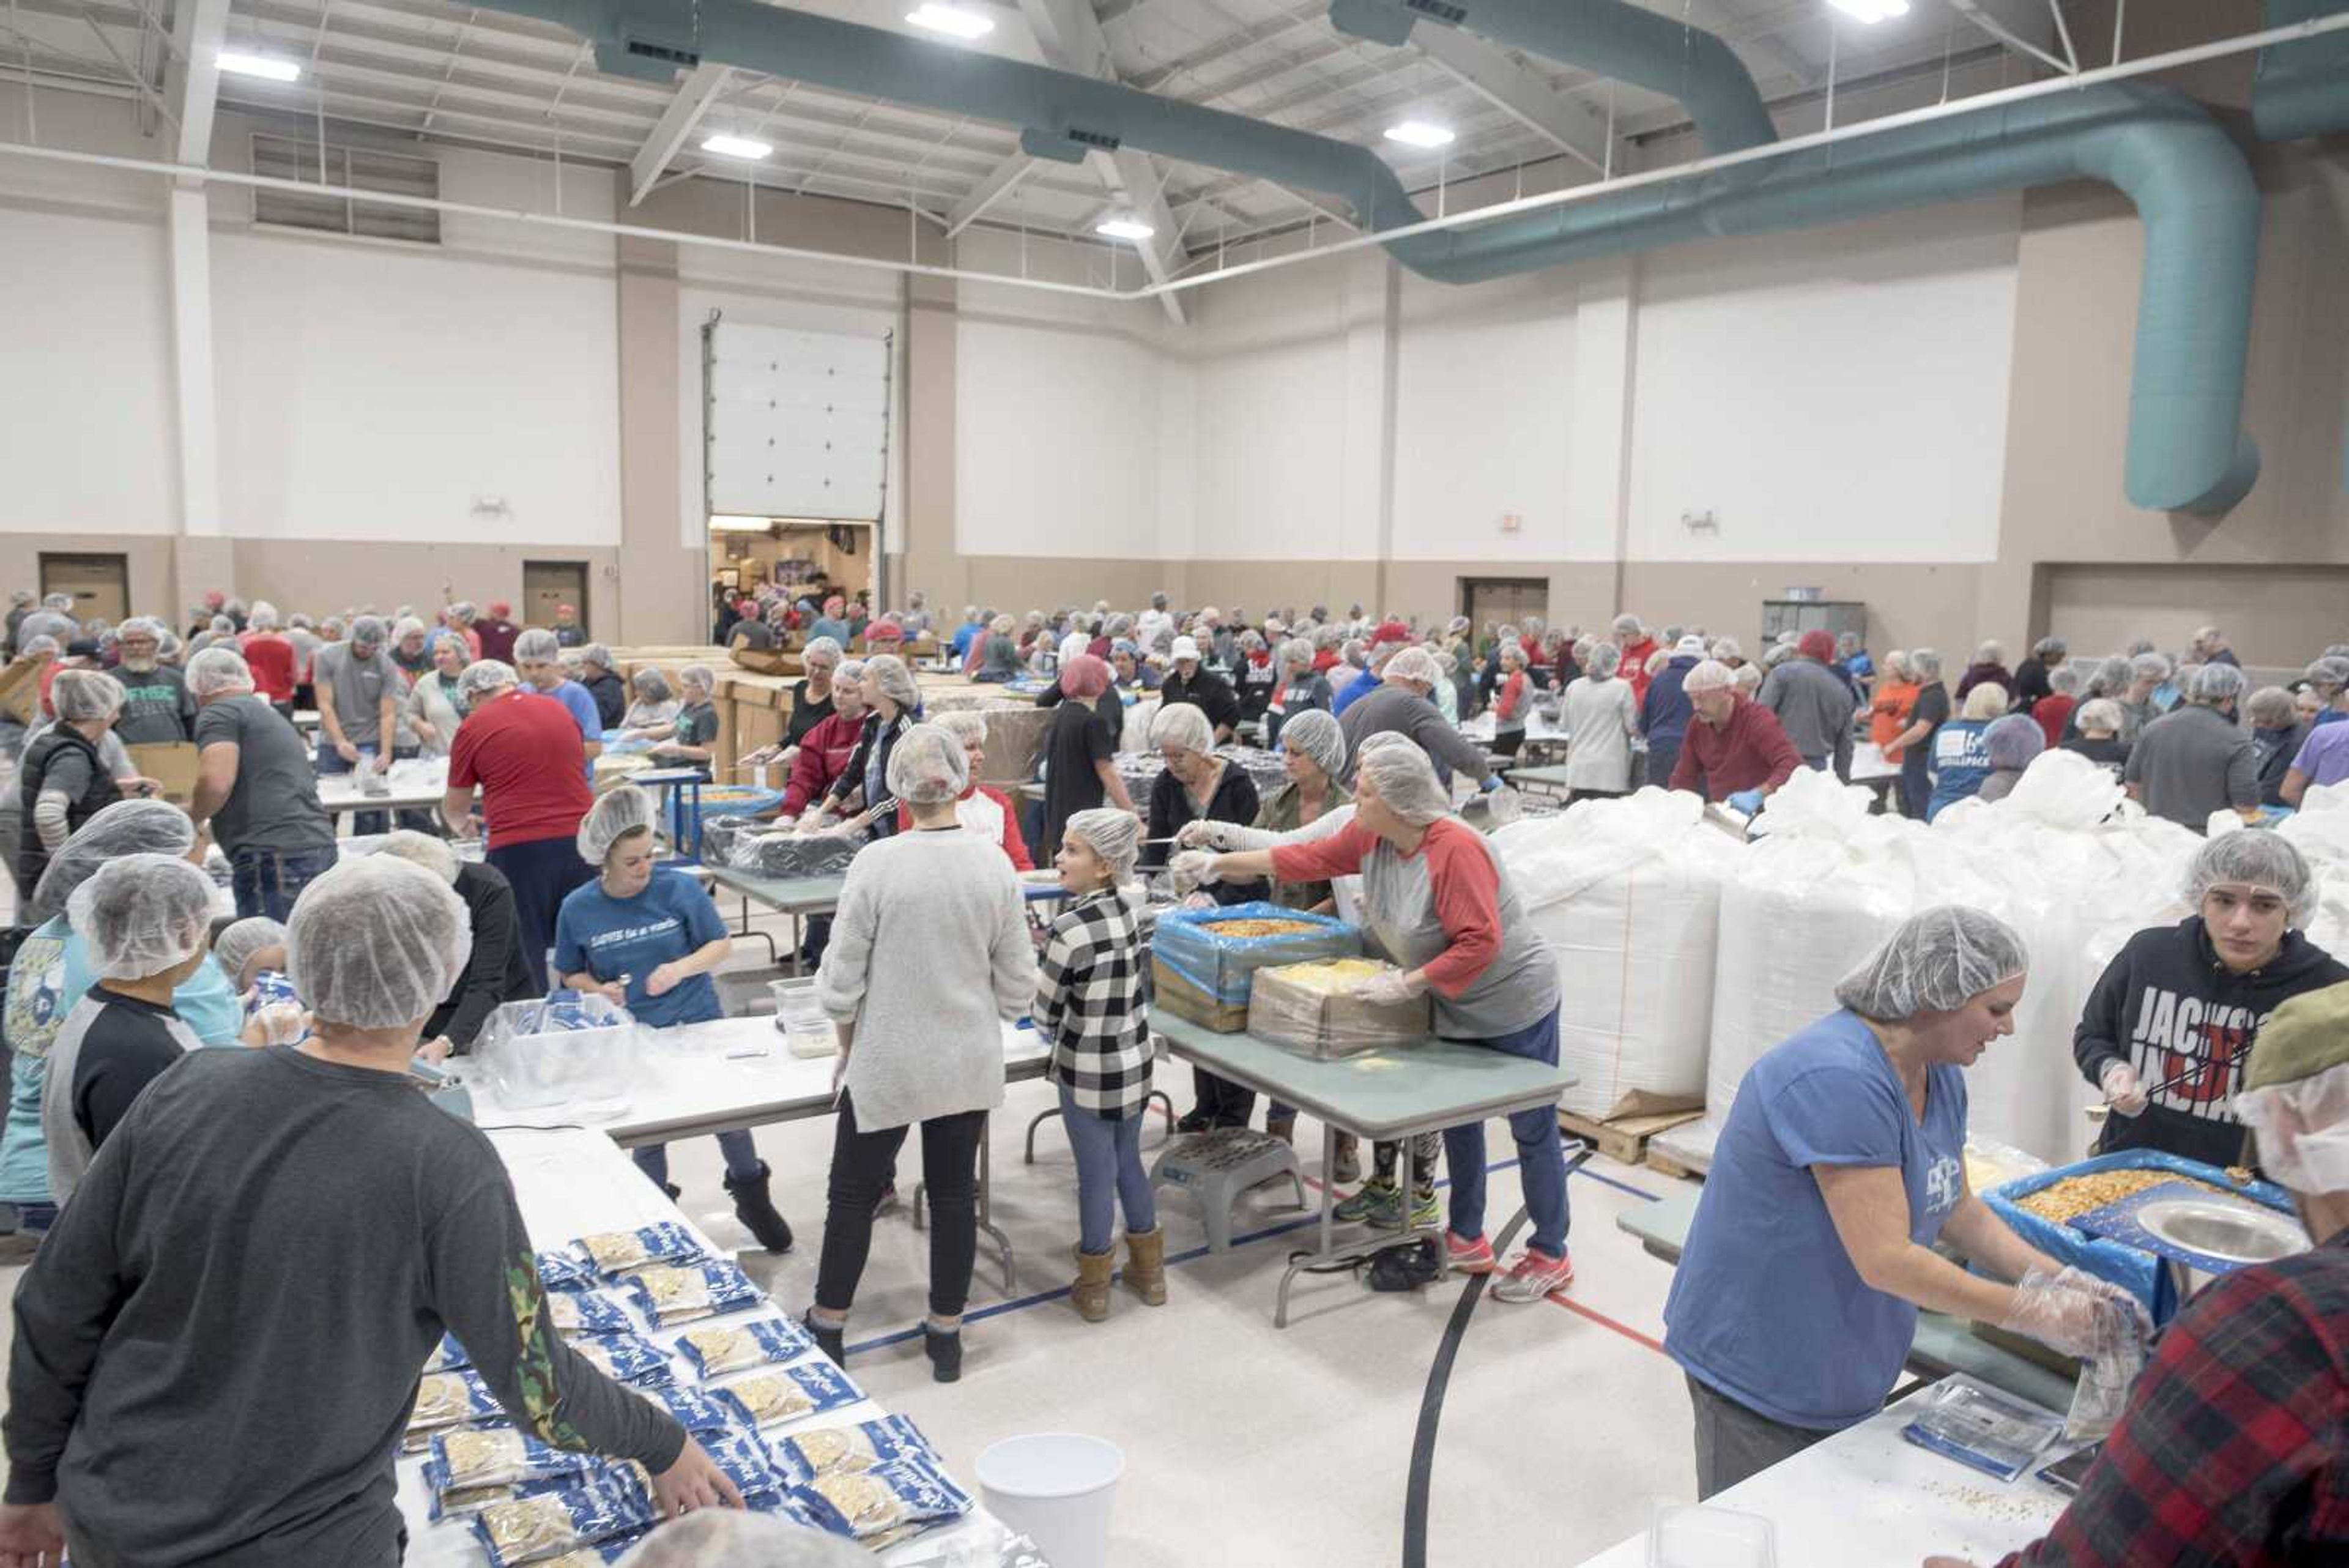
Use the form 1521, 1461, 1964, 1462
1557, 1106, 1703, 1167
1644, 1144, 1707, 1182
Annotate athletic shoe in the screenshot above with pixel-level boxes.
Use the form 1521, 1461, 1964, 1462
1334, 1180, 1397, 1225
1445, 1232, 1496, 1275
1491, 1246, 1576, 1303
1407, 1188, 1441, 1231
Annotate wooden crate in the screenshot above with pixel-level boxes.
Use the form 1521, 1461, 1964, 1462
1558, 1107, 1704, 1167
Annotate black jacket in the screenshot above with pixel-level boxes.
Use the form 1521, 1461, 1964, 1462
584, 671, 627, 730
1157, 669, 1241, 737
2074, 916, 2349, 1168
1141, 762, 1265, 905
431, 862, 538, 1049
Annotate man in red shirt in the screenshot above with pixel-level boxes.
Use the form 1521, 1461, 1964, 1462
442, 660, 592, 991
1668, 659, 1802, 810
472, 601, 521, 666
236, 602, 300, 718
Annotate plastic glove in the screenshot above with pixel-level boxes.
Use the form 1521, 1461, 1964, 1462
1178, 892, 1218, 912
248, 1001, 310, 1047
2001, 1268, 2153, 1362
1482, 786, 1523, 828
1355, 969, 1428, 1008
1726, 788, 1765, 817
1171, 850, 1222, 886
1174, 820, 1237, 851
2099, 1060, 2148, 1117
1479, 774, 1505, 793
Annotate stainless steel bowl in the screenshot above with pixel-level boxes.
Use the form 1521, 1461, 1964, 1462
2136, 1198, 2307, 1295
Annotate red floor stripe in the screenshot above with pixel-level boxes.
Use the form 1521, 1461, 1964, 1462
1546, 1292, 1668, 1354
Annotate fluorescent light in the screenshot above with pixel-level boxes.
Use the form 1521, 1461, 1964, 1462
1827, 0, 1910, 21
216, 50, 301, 82
1384, 120, 1456, 150
907, 4, 995, 39
700, 133, 773, 160
710, 516, 777, 533
1096, 217, 1156, 241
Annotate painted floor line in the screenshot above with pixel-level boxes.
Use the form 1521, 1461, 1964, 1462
1546, 1292, 1669, 1355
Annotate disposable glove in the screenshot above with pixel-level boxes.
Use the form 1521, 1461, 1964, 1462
1482, 786, 1523, 827
2099, 1060, 2148, 1117
1175, 820, 1239, 851
1170, 850, 1222, 886
2001, 1267, 2153, 1362
1726, 788, 1765, 816
248, 1001, 310, 1047
1356, 969, 1428, 1008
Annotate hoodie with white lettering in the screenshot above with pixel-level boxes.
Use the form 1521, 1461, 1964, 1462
2073, 915, 2349, 1169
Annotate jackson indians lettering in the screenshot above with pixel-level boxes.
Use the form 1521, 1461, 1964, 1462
2129, 987, 2263, 1118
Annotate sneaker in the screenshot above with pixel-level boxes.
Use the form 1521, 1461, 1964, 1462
1491, 1247, 1576, 1303
1334, 1180, 1400, 1227
1174, 1109, 1214, 1135
1444, 1232, 1495, 1275
1332, 1134, 1362, 1184
1408, 1189, 1440, 1231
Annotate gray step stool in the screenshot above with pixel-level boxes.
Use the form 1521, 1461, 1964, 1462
1149, 1129, 1307, 1252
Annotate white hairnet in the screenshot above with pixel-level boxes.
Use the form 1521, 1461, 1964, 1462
615, 1510, 871, 1568
2235, 1061, 2349, 1195
1681, 659, 1734, 696
577, 784, 659, 865
1384, 645, 1441, 687
2189, 662, 2247, 705
864, 654, 920, 712
50, 669, 123, 723
1281, 708, 1346, 779
212, 916, 290, 987
579, 642, 612, 670
456, 660, 518, 704
2186, 831, 2318, 926
885, 721, 970, 806
680, 663, 714, 693
67, 854, 216, 982
1059, 631, 1092, 666
287, 856, 472, 1030
513, 628, 560, 664
1280, 637, 1315, 669
1150, 701, 1215, 756
1064, 807, 1141, 879
349, 615, 387, 648
1833, 906, 2028, 1022
373, 830, 462, 885
33, 799, 196, 924
1586, 642, 1624, 678
630, 667, 672, 701
392, 615, 425, 642
1355, 733, 1451, 826
801, 636, 844, 666
935, 709, 989, 747
1983, 713, 2046, 770
185, 647, 254, 697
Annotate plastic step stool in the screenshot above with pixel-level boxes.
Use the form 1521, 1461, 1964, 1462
1149, 1129, 1307, 1252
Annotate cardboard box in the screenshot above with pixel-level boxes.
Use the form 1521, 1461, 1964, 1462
1247, 960, 1430, 1060
127, 741, 199, 807
1151, 956, 1252, 1033
1148, 904, 1359, 1034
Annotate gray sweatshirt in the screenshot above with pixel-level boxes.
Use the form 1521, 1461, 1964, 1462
4, 1045, 683, 1566
1339, 682, 1494, 787
1759, 658, 1858, 778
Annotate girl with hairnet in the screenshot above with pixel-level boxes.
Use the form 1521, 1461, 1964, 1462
648, 665, 719, 775
2076, 833, 2348, 1168
891, 710, 1031, 869
1665, 908, 2151, 1499
1181, 737, 1573, 1298
820, 654, 924, 842
552, 787, 790, 1252
806, 724, 1037, 1381
1037, 808, 1165, 1323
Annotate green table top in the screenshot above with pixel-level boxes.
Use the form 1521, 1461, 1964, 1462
702, 863, 848, 913
1151, 1013, 1573, 1142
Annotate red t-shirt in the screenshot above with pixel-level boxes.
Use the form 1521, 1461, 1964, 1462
448, 688, 591, 849
238, 633, 298, 704
473, 619, 519, 665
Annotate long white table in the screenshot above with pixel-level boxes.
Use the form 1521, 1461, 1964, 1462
395, 1126, 1020, 1567
1573, 1378, 2073, 1567
315, 756, 451, 832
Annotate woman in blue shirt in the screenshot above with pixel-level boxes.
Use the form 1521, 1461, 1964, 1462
1662, 907, 2148, 1499
1925, 682, 2009, 820
554, 786, 792, 1254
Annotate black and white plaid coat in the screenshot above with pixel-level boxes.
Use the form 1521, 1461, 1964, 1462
1033, 888, 1154, 1120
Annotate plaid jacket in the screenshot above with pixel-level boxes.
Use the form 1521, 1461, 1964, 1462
1034, 890, 1153, 1120
1998, 1228, 2349, 1567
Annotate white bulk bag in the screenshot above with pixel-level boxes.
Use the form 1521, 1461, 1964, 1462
1493, 788, 1742, 1120
2278, 783, 2349, 957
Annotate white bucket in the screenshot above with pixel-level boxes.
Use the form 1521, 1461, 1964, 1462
974, 1433, 1124, 1568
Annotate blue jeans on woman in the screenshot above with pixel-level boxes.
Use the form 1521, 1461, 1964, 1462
1059, 1083, 1156, 1256
1441, 1006, 1570, 1257
632, 1131, 763, 1189
231, 844, 338, 923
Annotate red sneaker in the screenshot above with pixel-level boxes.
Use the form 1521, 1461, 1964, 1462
1493, 1246, 1575, 1302
1445, 1232, 1496, 1275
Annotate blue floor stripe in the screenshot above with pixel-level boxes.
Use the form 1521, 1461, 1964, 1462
1573, 1164, 1664, 1203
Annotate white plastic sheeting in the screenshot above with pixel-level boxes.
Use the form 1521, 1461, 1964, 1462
1492, 789, 1742, 1120
2276, 783, 2349, 957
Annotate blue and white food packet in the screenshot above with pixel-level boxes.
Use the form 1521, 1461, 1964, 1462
424, 1430, 604, 1520
245, 968, 300, 1011
565, 1332, 674, 1388
709, 1359, 863, 1431
469, 1472, 660, 1568
644, 1383, 756, 1437
536, 1250, 601, 1292
425, 1334, 469, 1373
573, 1221, 710, 1279
771, 1416, 935, 1488
406, 1368, 502, 1447
544, 1288, 635, 1340
675, 1317, 817, 1380
791, 1453, 974, 1548
623, 1260, 763, 1325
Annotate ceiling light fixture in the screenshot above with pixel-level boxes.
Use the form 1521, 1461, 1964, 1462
1096, 217, 1156, 241
710, 516, 780, 533
1384, 120, 1457, 149
1826, 0, 1910, 21
907, 4, 996, 40
215, 50, 302, 82
700, 133, 773, 159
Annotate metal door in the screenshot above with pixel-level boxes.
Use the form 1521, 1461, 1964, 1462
521, 560, 588, 634
39, 554, 128, 626
1460, 577, 1548, 639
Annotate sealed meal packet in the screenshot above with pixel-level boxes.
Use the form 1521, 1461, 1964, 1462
536, 1250, 601, 1292
433, 1429, 783, 1523
771, 1416, 935, 1487
469, 1438, 810, 1566
565, 1332, 675, 1388
790, 1453, 973, 1550
675, 1317, 818, 1380
622, 1260, 765, 1325
568, 1222, 711, 1279
406, 1369, 502, 1449
545, 1288, 636, 1340
710, 1360, 863, 1430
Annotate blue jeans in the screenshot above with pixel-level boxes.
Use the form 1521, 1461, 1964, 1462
231, 844, 338, 923
1442, 1006, 1570, 1257
314, 742, 386, 835
1059, 1083, 1156, 1255
633, 1131, 763, 1188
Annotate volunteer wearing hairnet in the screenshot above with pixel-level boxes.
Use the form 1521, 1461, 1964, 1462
16, 669, 131, 897
1664, 908, 2150, 1499
41, 854, 215, 1204
808, 724, 1036, 1380
820, 653, 924, 841
1669, 659, 1804, 815
1929, 980, 2349, 1568
1338, 644, 1505, 794
373, 831, 536, 1055
552, 787, 790, 1252
1032, 654, 1135, 864
891, 709, 1031, 868
2075, 833, 2347, 1168
0, 853, 741, 1568
648, 664, 719, 773
1973, 712, 2046, 804
0, 802, 242, 1248
443, 658, 595, 992
1182, 735, 1572, 1300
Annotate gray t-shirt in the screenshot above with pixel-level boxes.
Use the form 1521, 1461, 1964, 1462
110, 663, 197, 746
2125, 704, 2258, 830
193, 694, 336, 856
314, 642, 403, 749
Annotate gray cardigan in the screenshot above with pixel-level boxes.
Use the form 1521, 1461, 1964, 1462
816, 825, 1037, 1129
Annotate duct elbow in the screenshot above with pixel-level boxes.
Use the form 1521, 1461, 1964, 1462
2131, 429, 2262, 516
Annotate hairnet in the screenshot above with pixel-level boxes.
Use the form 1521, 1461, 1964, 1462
680, 663, 714, 693
32, 800, 195, 926
1280, 708, 1345, 779
116, 615, 166, 644
288, 855, 472, 1030
187, 650, 255, 702
1961, 682, 2010, 721
1611, 614, 1641, 637
886, 721, 969, 806
579, 643, 612, 670
392, 616, 425, 642
2074, 698, 2123, 734
1983, 713, 2046, 770
208, 615, 235, 637
577, 784, 659, 865
1384, 646, 1441, 687
373, 830, 461, 885
1355, 734, 1451, 827
349, 615, 387, 647
2304, 657, 2349, 690
1972, 640, 2005, 664
1674, 634, 1707, 657
2049, 665, 2082, 696
1280, 637, 1315, 669
2189, 662, 2247, 705
630, 667, 672, 701
935, 709, 989, 748
1060, 654, 1112, 700
456, 660, 519, 704
1058, 631, 1092, 667
2130, 652, 2172, 682
1681, 659, 1734, 696
1586, 642, 1624, 679
1833, 906, 2028, 1021
864, 654, 919, 712
213, 916, 290, 986
801, 636, 843, 666
1908, 648, 1943, 679
2247, 686, 2298, 728
67, 854, 216, 982
2184, 831, 2318, 926
1064, 807, 1141, 880
1150, 701, 1215, 756
50, 669, 123, 723
513, 628, 559, 664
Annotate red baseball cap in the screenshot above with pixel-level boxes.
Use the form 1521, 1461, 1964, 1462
489, 600, 512, 618
1799, 630, 1838, 663
1372, 620, 1411, 647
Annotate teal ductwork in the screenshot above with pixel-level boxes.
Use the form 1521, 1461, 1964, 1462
2254, 0, 2349, 142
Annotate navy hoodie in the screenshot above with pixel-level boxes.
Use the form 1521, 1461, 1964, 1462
1642, 655, 1701, 745
2074, 916, 2349, 1169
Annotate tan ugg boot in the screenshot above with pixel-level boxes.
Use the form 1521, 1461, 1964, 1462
1123, 1226, 1168, 1307
1071, 1244, 1116, 1323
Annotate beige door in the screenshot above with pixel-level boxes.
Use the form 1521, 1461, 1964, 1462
1461, 577, 1548, 640
521, 560, 588, 634
39, 554, 129, 626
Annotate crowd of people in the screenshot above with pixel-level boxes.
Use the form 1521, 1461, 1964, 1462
0, 579, 2345, 1566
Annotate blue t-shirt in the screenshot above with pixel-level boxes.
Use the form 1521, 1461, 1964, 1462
1926, 718, 1994, 820
533, 682, 601, 780
1844, 652, 1875, 680
2290, 721, 2349, 789
552, 868, 727, 1030
1663, 1010, 1969, 1430
951, 623, 981, 659
1330, 668, 1381, 716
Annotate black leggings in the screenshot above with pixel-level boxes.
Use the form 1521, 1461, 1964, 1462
1189, 1067, 1256, 1130
815, 1092, 987, 1321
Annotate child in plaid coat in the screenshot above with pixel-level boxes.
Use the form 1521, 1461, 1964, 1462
1036, 808, 1167, 1321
